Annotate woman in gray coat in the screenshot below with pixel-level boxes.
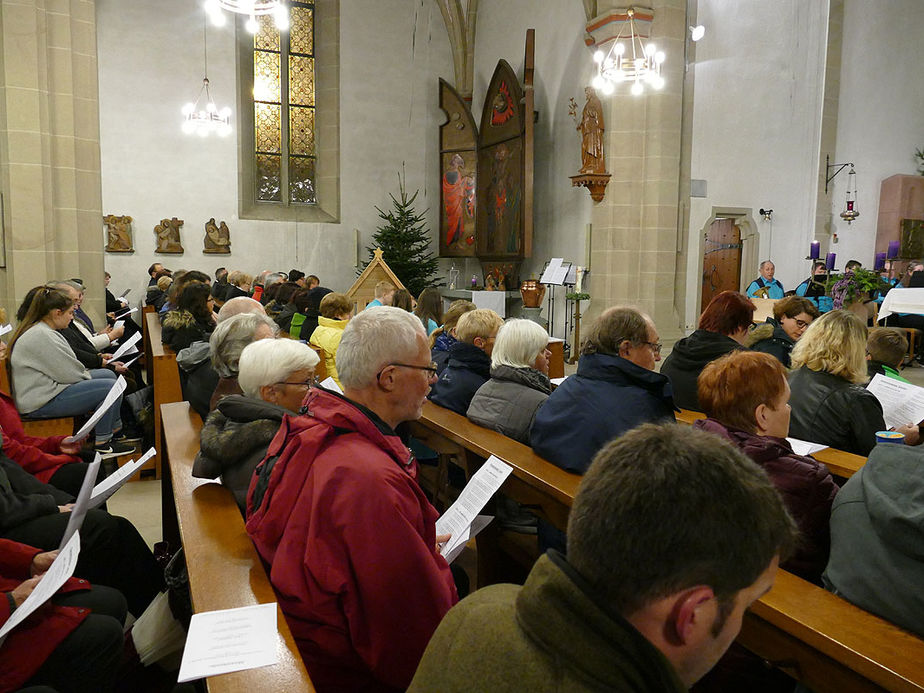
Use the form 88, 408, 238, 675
467, 319, 552, 444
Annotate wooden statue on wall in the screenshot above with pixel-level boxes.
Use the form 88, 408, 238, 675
569, 88, 611, 203
203, 217, 231, 254
103, 214, 134, 252
154, 217, 184, 254
436, 30, 535, 289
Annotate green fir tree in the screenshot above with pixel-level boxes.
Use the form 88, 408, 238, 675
363, 176, 440, 297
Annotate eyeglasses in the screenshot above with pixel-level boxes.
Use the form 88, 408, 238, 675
275, 376, 319, 388
643, 341, 662, 355
376, 362, 439, 381
794, 319, 811, 329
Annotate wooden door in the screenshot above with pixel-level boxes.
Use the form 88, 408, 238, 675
701, 218, 742, 314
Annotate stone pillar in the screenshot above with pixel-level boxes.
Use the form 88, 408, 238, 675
583, 1, 686, 341
0, 0, 105, 322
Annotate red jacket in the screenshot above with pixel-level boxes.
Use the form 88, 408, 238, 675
246, 389, 458, 692
0, 539, 91, 692
0, 392, 79, 483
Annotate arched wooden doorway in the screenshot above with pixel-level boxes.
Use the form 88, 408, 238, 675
701, 218, 742, 314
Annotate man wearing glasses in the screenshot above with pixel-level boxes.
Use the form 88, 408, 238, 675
246, 307, 457, 693
531, 306, 675, 476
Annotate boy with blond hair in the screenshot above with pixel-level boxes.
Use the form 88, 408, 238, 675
365, 281, 396, 309
428, 308, 503, 414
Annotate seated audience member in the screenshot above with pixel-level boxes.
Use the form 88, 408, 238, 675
365, 280, 395, 309
824, 444, 924, 638
866, 327, 909, 383
746, 260, 784, 299
0, 538, 127, 693
415, 288, 443, 336
261, 280, 286, 317
306, 274, 320, 290
298, 286, 333, 341
210, 266, 229, 304
660, 291, 753, 410
194, 338, 318, 512
0, 451, 163, 616
289, 269, 307, 287
696, 351, 838, 582
146, 273, 172, 312
309, 292, 354, 388
747, 295, 819, 368
207, 312, 278, 412
217, 295, 266, 322
57, 280, 123, 352
788, 310, 918, 455
288, 288, 311, 338
428, 308, 503, 415
410, 424, 797, 693
158, 269, 211, 319
224, 270, 253, 300
146, 262, 168, 286
103, 272, 141, 341
9, 288, 132, 457
430, 300, 476, 375
467, 319, 551, 444
271, 283, 302, 333
162, 282, 217, 352
533, 307, 675, 475
246, 307, 457, 692
392, 288, 414, 312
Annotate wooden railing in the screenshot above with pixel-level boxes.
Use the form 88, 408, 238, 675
160, 401, 314, 692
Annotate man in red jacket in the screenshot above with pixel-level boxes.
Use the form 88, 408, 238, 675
246, 307, 458, 692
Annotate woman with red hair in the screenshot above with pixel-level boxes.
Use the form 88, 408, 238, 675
660, 291, 754, 410
695, 350, 838, 582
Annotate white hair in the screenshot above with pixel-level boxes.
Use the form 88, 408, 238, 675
337, 306, 425, 389
210, 312, 278, 377
237, 338, 320, 398
759, 260, 774, 270
491, 319, 549, 370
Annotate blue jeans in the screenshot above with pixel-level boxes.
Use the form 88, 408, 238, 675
30, 370, 122, 442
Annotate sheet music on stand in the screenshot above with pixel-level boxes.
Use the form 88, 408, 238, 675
539, 258, 571, 286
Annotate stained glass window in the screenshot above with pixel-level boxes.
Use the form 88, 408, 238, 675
252, 1, 316, 205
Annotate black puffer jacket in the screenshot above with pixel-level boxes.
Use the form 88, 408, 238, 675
747, 319, 796, 368
162, 309, 214, 353
192, 395, 289, 513
467, 365, 551, 444
788, 366, 885, 456
659, 330, 743, 410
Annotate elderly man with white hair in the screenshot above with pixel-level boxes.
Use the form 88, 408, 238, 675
193, 338, 318, 512
245, 306, 458, 693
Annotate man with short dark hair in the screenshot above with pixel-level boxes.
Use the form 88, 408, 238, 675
746, 260, 784, 299
531, 306, 674, 474
147, 262, 165, 285
210, 267, 229, 305
410, 424, 798, 692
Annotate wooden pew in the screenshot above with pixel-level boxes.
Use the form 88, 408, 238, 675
411, 401, 924, 693
0, 357, 75, 437
160, 401, 314, 692
675, 408, 866, 479
142, 304, 155, 384
147, 311, 182, 479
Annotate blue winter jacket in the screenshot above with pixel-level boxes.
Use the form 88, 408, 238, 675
530, 353, 676, 474
428, 342, 491, 415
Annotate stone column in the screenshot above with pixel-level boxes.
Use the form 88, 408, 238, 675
582, 1, 686, 341
0, 0, 105, 322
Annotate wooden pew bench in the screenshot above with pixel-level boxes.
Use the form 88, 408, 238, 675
146, 311, 182, 479
0, 357, 75, 437
160, 401, 314, 693
675, 408, 867, 479
411, 400, 924, 693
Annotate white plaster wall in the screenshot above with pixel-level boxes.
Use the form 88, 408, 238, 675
686, 0, 829, 327
96, 0, 452, 301
826, 0, 924, 263
472, 1, 592, 337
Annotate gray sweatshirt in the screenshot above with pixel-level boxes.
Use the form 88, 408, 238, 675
10, 321, 89, 413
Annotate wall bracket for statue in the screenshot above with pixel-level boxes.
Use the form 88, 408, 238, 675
154, 217, 184, 254
103, 214, 134, 252
203, 217, 231, 254
569, 91, 610, 203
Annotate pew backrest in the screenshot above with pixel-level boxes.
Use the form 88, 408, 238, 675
160, 401, 314, 692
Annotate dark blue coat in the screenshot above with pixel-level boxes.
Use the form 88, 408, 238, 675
428, 342, 491, 415
530, 353, 676, 474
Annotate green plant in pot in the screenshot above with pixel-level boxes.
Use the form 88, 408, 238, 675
825, 267, 890, 310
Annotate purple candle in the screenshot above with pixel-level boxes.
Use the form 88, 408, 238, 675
887, 240, 900, 259
809, 241, 820, 260
825, 252, 836, 271
874, 252, 886, 270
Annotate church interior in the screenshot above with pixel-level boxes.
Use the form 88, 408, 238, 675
0, 0, 923, 691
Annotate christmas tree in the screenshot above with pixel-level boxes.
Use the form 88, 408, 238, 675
363, 175, 440, 297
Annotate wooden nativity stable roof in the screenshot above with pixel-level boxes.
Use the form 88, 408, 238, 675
346, 248, 406, 303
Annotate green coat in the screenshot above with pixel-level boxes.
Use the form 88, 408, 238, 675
409, 552, 687, 692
